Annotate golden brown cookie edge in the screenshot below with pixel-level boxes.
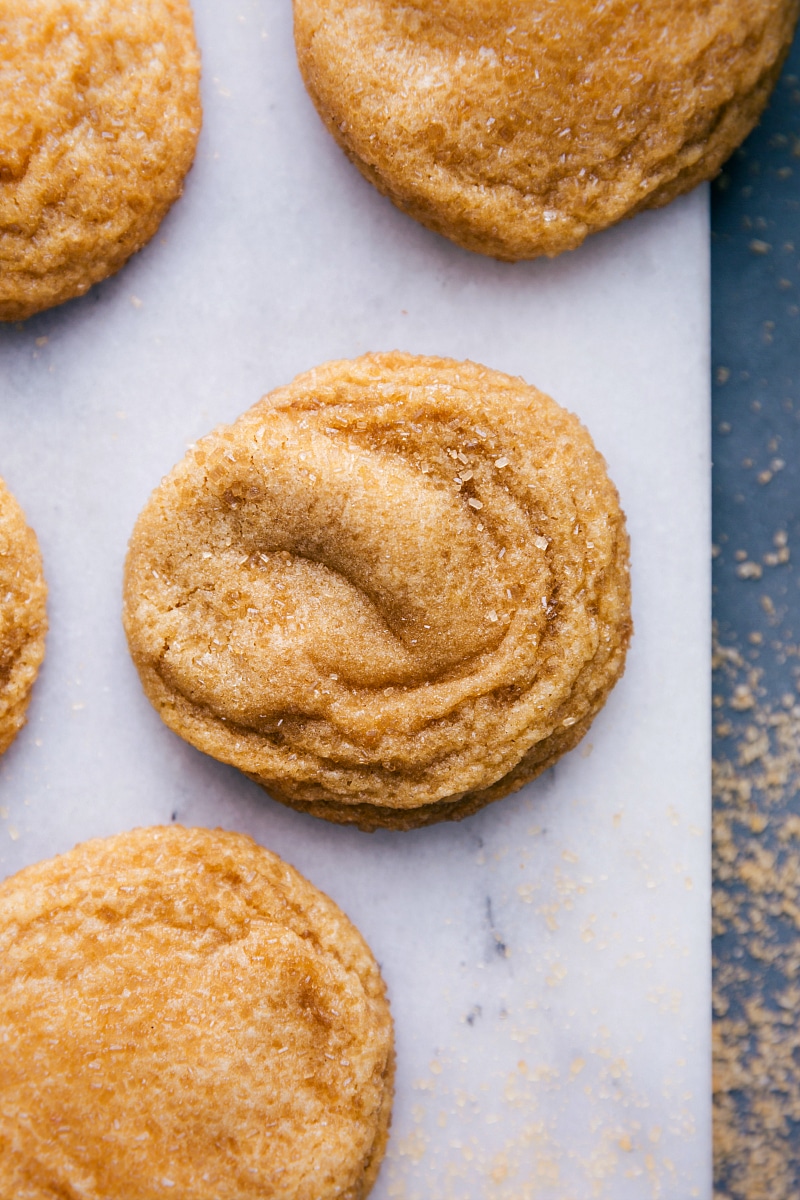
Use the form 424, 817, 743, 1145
0, 478, 47, 756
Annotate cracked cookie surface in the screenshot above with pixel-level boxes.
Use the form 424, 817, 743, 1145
0, 0, 201, 321
0, 825, 394, 1200
0, 477, 47, 756
294, 0, 799, 260
123, 353, 631, 829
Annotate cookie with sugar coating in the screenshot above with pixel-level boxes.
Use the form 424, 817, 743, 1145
0, 476, 47, 756
123, 352, 631, 830
0, 0, 202, 321
0, 825, 395, 1200
293, 0, 799, 260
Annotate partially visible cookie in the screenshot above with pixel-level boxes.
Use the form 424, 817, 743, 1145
0, 825, 395, 1200
0, 477, 47, 755
294, 0, 799, 260
123, 352, 631, 830
0, 0, 202, 321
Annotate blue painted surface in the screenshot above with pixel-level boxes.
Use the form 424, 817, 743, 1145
712, 28, 800, 1192
713, 44, 800, 657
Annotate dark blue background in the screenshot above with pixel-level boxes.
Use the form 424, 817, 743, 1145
712, 28, 800, 1192
713, 44, 800, 662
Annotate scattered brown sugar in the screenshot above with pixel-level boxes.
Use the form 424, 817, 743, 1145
713, 628, 800, 1198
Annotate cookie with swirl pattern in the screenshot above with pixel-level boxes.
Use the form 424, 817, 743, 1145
293, 0, 799, 260
0, 825, 394, 1200
0, 476, 47, 756
0, 0, 201, 321
123, 353, 631, 829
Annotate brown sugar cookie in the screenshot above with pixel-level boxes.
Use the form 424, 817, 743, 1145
0, 477, 47, 756
123, 353, 631, 830
0, 0, 202, 322
0, 825, 395, 1200
293, 0, 799, 260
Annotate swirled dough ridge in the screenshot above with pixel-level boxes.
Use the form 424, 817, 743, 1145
124, 353, 631, 829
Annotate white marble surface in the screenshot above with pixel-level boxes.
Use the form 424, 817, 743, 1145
0, 2, 710, 1196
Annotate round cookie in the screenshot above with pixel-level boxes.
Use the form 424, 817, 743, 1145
0, 825, 395, 1200
123, 353, 631, 830
0, 0, 202, 322
0, 477, 47, 756
293, 0, 799, 260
